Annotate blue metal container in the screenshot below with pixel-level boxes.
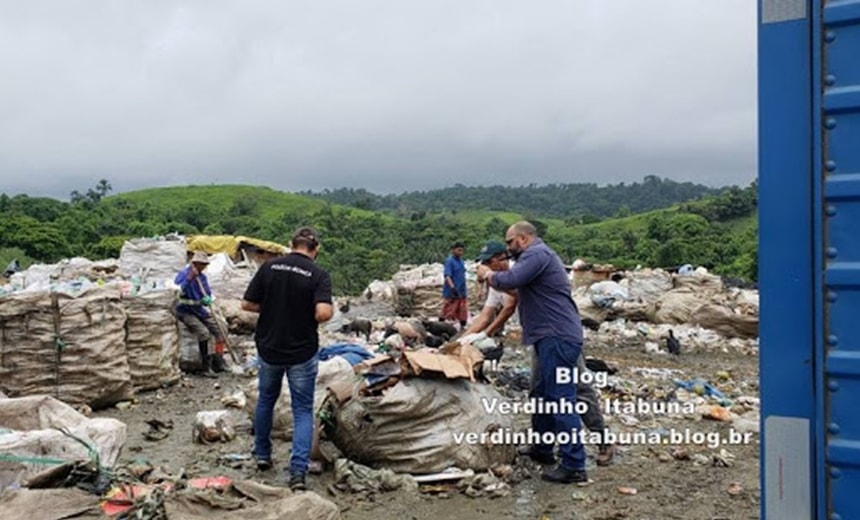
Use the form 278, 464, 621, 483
760, 1, 860, 518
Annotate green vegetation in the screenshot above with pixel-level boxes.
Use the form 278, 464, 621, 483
0, 179, 757, 294
302, 175, 722, 220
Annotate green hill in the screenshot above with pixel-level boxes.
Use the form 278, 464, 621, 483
302, 175, 724, 220
0, 182, 757, 294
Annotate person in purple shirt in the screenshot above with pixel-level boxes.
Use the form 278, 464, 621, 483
174, 251, 226, 377
476, 221, 588, 484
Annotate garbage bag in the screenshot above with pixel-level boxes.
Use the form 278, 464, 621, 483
328, 378, 516, 474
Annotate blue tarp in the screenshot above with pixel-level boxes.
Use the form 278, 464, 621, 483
319, 343, 375, 366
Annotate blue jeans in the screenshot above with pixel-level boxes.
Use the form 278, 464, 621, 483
532, 337, 587, 471
254, 355, 319, 476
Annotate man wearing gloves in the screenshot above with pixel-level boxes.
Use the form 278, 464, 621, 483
477, 221, 589, 484
174, 251, 226, 377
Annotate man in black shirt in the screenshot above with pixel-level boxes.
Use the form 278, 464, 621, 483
242, 227, 334, 491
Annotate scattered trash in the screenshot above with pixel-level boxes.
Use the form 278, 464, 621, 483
333, 458, 417, 494
489, 464, 514, 480
413, 468, 475, 484
673, 378, 727, 400
143, 419, 173, 441
703, 406, 733, 422
713, 449, 735, 468
220, 390, 247, 409
618, 486, 638, 495
192, 410, 235, 443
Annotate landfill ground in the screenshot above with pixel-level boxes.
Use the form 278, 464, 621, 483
96, 336, 760, 520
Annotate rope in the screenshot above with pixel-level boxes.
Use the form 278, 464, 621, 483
0, 454, 68, 465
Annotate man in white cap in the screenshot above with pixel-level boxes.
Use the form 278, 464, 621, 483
174, 251, 226, 377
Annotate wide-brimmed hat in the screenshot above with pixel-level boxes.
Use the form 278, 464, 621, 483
190, 251, 210, 264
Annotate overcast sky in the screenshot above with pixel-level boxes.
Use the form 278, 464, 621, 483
0, 1, 757, 199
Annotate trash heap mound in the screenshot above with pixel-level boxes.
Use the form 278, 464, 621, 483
322, 342, 517, 474
361, 263, 482, 317
574, 268, 759, 340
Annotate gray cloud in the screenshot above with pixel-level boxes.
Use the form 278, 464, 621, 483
0, 0, 757, 199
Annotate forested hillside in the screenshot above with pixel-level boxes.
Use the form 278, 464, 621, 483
0, 181, 757, 295
302, 175, 722, 220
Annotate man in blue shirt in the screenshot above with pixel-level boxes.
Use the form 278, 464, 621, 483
175, 251, 225, 377
440, 241, 468, 328
476, 221, 588, 484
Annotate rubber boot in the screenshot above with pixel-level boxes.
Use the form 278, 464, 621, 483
212, 341, 227, 373
198, 341, 217, 378
211, 354, 226, 373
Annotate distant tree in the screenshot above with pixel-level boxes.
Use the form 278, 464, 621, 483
95, 179, 112, 198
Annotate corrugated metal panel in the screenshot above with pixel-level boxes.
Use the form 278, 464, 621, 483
822, 1, 860, 517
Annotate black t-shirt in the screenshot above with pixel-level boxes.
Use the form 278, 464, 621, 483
243, 252, 333, 365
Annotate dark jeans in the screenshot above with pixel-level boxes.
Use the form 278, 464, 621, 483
254, 355, 319, 476
530, 347, 606, 436
532, 337, 588, 471
177, 311, 221, 346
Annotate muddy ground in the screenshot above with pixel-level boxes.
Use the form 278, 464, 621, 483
97, 341, 760, 520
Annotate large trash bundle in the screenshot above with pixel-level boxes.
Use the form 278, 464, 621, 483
7, 257, 119, 293
118, 235, 187, 282
386, 264, 481, 317
573, 270, 759, 339
243, 356, 355, 440
203, 253, 255, 301
0, 395, 126, 490
327, 378, 516, 474
124, 289, 181, 390
0, 286, 134, 409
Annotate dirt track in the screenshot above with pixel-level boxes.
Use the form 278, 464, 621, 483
97, 341, 760, 520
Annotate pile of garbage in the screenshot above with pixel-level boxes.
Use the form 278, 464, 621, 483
0, 392, 342, 520
574, 268, 758, 340
0, 235, 259, 409
237, 334, 517, 475
360, 264, 758, 345
362, 263, 484, 317
586, 320, 759, 356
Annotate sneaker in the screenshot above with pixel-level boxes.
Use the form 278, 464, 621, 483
256, 458, 273, 471
597, 443, 617, 466
288, 474, 307, 491
541, 465, 588, 484
516, 445, 556, 465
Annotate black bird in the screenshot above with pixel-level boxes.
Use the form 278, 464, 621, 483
585, 357, 617, 375
339, 300, 351, 314
666, 329, 681, 356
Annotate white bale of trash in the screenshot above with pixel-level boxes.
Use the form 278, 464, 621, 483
119, 235, 187, 283
0, 395, 127, 489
